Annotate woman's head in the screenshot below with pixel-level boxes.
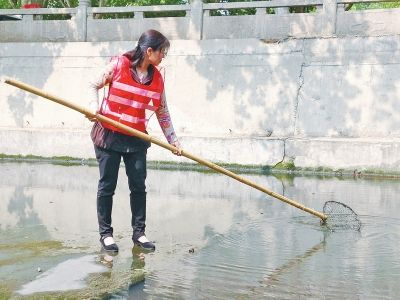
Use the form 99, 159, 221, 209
125, 29, 170, 68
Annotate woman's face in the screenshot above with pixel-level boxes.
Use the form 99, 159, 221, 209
146, 47, 167, 66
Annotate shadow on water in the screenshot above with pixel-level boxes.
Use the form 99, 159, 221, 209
1, 162, 400, 299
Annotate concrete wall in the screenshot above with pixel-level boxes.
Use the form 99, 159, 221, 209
1, 35, 400, 171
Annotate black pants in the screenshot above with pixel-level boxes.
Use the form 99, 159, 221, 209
95, 145, 147, 241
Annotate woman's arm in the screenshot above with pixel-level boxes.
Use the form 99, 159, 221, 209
88, 61, 116, 113
156, 91, 182, 155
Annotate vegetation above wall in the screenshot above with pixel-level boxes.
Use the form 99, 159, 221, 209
0, 0, 399, 20
1, 0, 399, 11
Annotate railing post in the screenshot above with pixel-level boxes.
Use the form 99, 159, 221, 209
322, 0, 337, 36
135, 11, 144, 19
76, 0, 90, 41
255, 7, 266, 38
275, 7, 289, 15
188, 0, 203, 40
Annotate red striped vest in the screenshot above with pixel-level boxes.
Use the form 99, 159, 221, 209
100, 55, 164, 135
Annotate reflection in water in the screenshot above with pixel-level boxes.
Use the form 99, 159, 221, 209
0, 162, 400, 299
264, 234, 328, 284
2, 185, 50, 242
127, 248, 147, 298
238, 236, 328, 299
100, 251, 115, 269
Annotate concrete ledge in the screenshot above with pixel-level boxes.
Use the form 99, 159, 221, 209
0, 128, 285, 166
286, 137, 400, 171
148, 135, 285, 166
0, 128, 94, 159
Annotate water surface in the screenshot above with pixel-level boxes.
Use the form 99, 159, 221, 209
0, 162, 399, 299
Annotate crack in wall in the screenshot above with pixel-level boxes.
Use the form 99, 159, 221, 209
293, 39, 307, 137
274, 137, 289, 167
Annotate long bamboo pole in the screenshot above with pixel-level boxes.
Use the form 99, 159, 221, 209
4, 78, 328, 222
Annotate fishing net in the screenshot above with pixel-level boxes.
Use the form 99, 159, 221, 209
322, 201, 361, 231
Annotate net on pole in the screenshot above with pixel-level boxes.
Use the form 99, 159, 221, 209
322, 201, 361, 231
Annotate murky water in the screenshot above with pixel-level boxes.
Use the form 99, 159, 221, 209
1, 162, 399, 299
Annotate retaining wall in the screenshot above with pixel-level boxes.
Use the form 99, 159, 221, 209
1, 36, 400, 171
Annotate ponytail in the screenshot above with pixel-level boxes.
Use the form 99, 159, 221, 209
123, 29, 170, 69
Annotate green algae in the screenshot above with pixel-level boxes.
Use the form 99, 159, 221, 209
1, 153, 400, 179
0, 153, 97, 167
0, 284, 12, 300
6, 265, 146, 300
0, 240, 64, 252
0, 240, 66, 265
274, 160, 296, 171
82, 268, 145, 299
1, 239, 147, 299
0, 240, 84, 268
0, 241, 64, 252
10, 293, 82, 300
0, 154, 43, 160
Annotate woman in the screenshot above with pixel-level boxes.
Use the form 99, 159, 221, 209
88, 29, 182, 253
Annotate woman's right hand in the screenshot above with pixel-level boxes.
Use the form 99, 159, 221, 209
171, 140, 182, 156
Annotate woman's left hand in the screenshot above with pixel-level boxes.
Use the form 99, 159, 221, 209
86, 110, 100, 122
171, 140, 182, 156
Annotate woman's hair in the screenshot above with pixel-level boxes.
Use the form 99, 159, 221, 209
124, 29, 170, 68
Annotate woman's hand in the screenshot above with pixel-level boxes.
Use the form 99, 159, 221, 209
86, 112, 99, 122
171, 140, 182, 156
